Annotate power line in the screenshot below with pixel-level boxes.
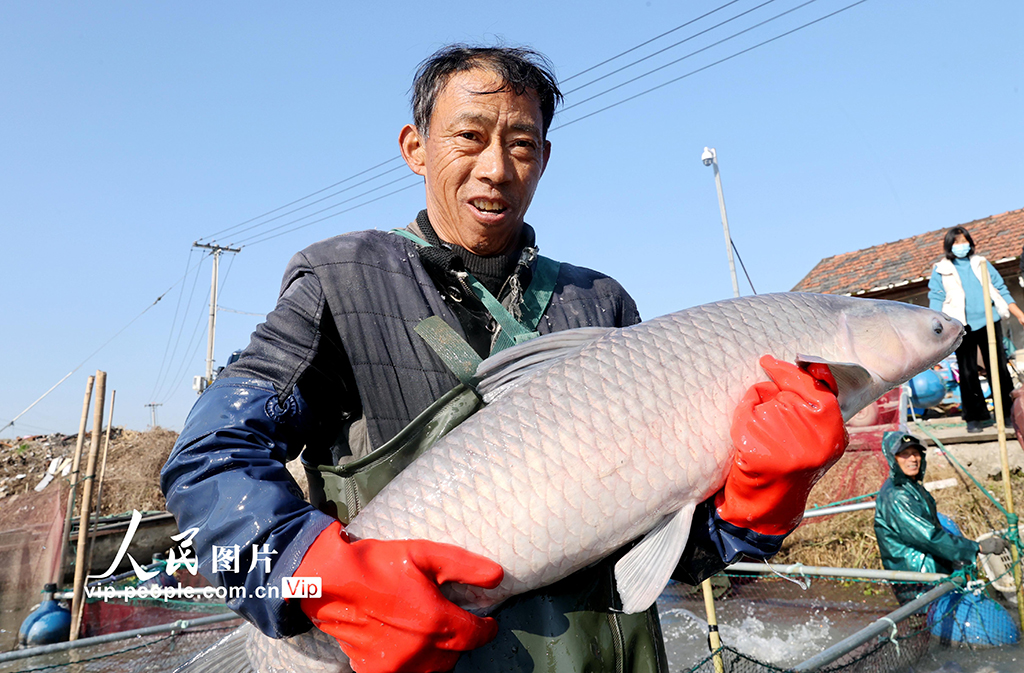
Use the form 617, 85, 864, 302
151, 251, 211, 402
563, 0, 781, 96
1, 276, 186, 436
199, 0, 862, 251
198, 3, 759, 249
149, 248, 196, 402
225, 0, 868, 249
203, 163, 407, 245
197, 155, 403, 243
157, 249, 239, 403
234, 175, 421, 247
158, 286, 213, 405
559, 0, 823, 115
241, 181, 421, 248
560, 0, 745, 83
554, 0, 870, 130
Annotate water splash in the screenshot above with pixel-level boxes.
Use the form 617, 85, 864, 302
661, 604, 833, 667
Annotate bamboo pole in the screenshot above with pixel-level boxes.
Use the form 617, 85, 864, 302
978, 263, 1024, 623
55, 375, 94, 586
85, 390, 115, 592
701, 578, 724, 673
69, 370, 106, 641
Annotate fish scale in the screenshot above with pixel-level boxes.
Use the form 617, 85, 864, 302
243, 292, 963, 672
345, 294, 960, 611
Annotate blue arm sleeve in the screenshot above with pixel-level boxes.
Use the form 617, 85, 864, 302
988, 261, 1015, 304
160, 377, 335, 638
672, 499, 786, 584
928, 268, 946, 312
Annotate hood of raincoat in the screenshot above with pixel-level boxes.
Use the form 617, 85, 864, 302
882, 430, 927, 486
874, 431, 978, 577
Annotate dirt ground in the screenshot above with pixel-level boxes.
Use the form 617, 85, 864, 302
0, 427, 176, 515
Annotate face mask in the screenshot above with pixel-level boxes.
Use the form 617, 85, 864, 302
951, 243, 971, 258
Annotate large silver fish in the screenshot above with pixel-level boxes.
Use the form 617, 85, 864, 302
193, 293, 963, 673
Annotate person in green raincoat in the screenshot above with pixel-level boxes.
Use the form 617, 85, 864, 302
874, 431, 1006, 600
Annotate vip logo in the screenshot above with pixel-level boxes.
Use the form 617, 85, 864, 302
282, 576, 322, 599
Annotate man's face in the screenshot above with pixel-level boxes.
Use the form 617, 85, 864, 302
400, 68, 551, 255
894, 447, 923, 478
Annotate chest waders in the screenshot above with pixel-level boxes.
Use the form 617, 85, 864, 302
305, 230, 668, 673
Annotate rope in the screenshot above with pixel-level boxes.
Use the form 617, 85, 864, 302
910, 419, 1009, 517
18, 634, 175, 671
879, 617, 900, 658
806, 490, 879, 510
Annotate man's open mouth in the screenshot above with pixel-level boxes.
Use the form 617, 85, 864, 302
471, 199, 508, 214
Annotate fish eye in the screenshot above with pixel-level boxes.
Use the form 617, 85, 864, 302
932, 318, 943, 335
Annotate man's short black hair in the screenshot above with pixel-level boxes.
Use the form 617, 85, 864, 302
412, 45, 563, 138
943, 226, 976, 261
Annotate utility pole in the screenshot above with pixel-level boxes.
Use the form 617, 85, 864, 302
145, 402, 162, 428
192, 243, 240, 393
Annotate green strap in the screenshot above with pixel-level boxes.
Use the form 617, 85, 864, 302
472, 283, 533, 354
391, 228, 431, 247
414, 317, 482, 387
519, 255, 559, 333
390, 227, 561, 356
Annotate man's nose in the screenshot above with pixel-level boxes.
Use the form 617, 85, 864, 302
474, 138, 511, 184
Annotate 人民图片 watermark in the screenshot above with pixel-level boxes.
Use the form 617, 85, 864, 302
83, 510, 319, 602
83, 576, 321, 602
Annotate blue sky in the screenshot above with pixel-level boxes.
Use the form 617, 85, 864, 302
2, 1, 1021, 437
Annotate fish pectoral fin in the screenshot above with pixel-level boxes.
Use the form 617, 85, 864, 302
475, 327, 615, 403
794, 354, 876, 421
614, 503, 696, 614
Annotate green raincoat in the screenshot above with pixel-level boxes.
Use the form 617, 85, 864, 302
874, 431, 979, 574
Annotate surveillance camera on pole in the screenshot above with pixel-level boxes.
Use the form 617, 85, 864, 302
702, 147, 740, 298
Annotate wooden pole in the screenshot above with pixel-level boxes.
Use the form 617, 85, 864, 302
978, 264, 1024, 621
701, 578, 725, 673
69, 370, 106, 641
85, 390, 115, 591
55, 375, 94, 586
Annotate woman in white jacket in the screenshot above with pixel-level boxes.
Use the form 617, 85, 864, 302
928, 226, 1024, 432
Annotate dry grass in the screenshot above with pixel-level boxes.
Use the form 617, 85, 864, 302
96, 427, 177, 515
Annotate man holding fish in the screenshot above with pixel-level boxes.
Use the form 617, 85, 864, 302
163, 45, 959, 673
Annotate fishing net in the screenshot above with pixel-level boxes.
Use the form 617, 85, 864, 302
0, 485, 67, 651
663, 570, 1019, 673
78, 561, 231, 638
0, 623, 242, 673
811, 389, 902, 508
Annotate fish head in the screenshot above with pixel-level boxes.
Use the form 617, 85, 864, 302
821, 298, 963, 419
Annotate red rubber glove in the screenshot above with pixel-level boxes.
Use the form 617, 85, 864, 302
715, 355, 849, 536
295, 521, 504, 673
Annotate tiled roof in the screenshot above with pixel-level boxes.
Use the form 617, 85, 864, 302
792, 207, 1024, 295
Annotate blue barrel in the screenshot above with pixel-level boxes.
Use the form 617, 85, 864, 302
910, 370, 947, 409
928, 591, 1019, 646
18, 584, 71, 646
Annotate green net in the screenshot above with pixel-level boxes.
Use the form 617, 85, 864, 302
661, 568, 1020, 673
0, 623, 241, 673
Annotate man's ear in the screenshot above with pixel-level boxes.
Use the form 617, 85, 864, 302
541, 139, 551, 177
400, 124, 427, 176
